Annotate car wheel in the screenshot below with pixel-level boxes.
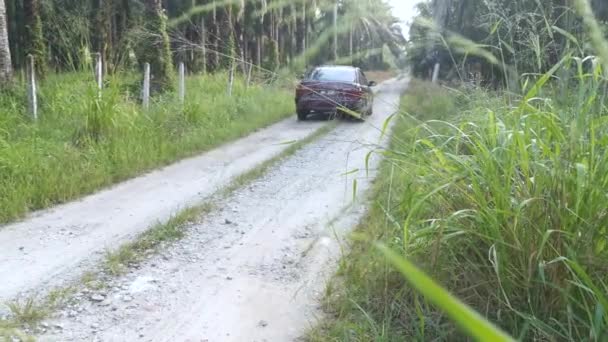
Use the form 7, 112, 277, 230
297, 110, 307, 121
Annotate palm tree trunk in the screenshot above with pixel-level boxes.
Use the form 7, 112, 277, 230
200, 16, 207, 73
256, 36, 262, 67
289, 3, 296, 63
431, 0, 450, 82
302, 1, 307, 65
0, 0, 12, 83
349, 23, 353, 64
93, 0, 113, 74
143, 0, 174, 91
224, 4, 235, 68
300, 1, 308, 53
234, 2, 247, 73
212, 0, 220, 69
256, 0, 265, 67
23, 0, 46, 76
117, 0, 133, 67
333, 2, 338, 61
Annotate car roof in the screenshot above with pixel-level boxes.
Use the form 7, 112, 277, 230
315, 65, 358, 70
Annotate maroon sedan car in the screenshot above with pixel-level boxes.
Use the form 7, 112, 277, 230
295, 66, 376, 121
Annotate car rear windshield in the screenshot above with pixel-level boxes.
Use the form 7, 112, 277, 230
308, 68, 356, 82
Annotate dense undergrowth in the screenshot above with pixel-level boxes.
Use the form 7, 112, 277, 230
311, 77, 608, 341
0, 72, 293, 224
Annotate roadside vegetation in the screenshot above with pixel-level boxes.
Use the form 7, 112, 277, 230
315, 76, 608, 341
0, 72, 292, 223
312, 0, 608, 340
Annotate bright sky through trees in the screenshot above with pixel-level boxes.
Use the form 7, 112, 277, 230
388, 0, 420, 37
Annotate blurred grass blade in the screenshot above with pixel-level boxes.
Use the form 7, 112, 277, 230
566, 259, 608, 326
572, 0, 608, 73
365, 150, 373, 177
552, 26, 580, 47
340, 169, 360, 177
522, 55, 568, 103
380, 113, 397, 139
377, 244, 516, 342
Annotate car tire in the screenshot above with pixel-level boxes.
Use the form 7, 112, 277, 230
297, 110, 307, 121
366, 101, 373, 116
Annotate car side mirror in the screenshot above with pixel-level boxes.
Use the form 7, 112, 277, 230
368, 81, 377, 87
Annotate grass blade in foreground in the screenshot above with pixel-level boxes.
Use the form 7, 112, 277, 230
377, 244, 515, 342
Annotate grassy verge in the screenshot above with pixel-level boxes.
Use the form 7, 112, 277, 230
311, 79, 608, 341
0, 71, 294, 224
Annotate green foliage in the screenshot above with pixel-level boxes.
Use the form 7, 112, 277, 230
378, 245, 515, 342
405, 0, 608, 85
6, 299, 47, 327
313, 76, 608, 341
0, 71, 293, 224
5, 0, 405, 79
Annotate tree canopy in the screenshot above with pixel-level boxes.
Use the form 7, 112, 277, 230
407, 0, 608, 87
0, 0, 406, 87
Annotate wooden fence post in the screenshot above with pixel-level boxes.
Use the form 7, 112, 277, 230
246, 62, 253, 89
178, 62, 185, 103
200, 16, 207, 74
26, 54, 37, 120
432, 63, 440, 84
143, 63, 151, 110
93, 52, 103, 95
227, 63, 235, 96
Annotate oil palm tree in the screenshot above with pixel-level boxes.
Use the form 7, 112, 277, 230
340, 0, 405, 67
0, 0, 11, 83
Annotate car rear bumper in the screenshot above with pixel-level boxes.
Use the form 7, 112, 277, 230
296, 97, 364, 113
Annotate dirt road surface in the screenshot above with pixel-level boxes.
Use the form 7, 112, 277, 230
0, 117, 327, 303
33, 77, 409, 341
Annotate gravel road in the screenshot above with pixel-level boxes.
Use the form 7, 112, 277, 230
0, 115, 327, 303
8, 77, 408, 341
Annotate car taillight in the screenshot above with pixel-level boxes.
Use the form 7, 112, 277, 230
296, 84, 312, 98
344, 87, 364, 99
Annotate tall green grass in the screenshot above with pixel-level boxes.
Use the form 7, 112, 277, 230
0, 72, 293, 224
311, 76, 608, 341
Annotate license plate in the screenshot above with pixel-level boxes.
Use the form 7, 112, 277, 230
319, 90, 337, 96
